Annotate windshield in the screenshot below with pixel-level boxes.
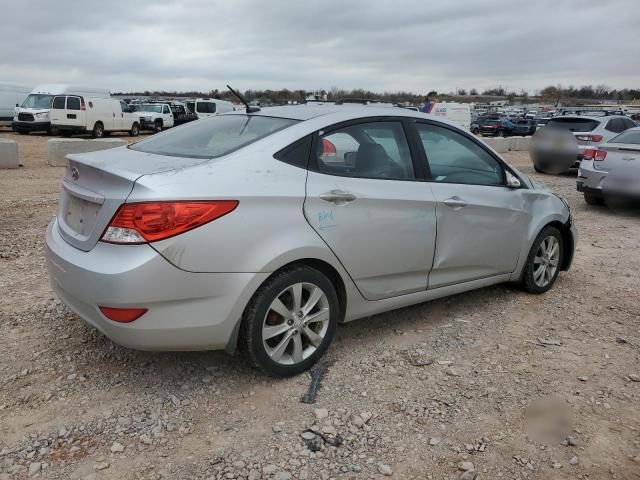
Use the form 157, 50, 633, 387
130, 114, 298, 158
137, 104, 163, 113
21, 94, 53, 109
609, 129, 640, 145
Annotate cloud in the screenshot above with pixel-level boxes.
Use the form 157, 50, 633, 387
1, 0, 639, 93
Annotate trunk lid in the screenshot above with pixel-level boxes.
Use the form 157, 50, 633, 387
57, 146, 209, 251
596, 143, 640, 171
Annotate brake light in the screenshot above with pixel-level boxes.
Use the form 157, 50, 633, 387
99, 306, 147, 323
576, 134, 603, 142
101, 200, 238, 244
322, 138, 336, 156
582, 149, 607, 161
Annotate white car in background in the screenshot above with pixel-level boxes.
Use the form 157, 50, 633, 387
185, 98, 235, 118
50, 96, 140, 137
0, 83, 31, 127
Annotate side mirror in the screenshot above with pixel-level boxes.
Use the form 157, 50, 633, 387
506, 171, 521, 188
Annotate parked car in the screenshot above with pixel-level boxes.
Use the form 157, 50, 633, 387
133, 102, 197, 132
577, 127, 640, 205
512, 119, 537, 136
185, 98, 235, 119
544, 114, 637, 163
479, 117, 514, 137
425, 102, 471, 131
50, 96, 140, 138
0, 83, 31, 127
44, 106, 576, 376
12, 84, 110, 134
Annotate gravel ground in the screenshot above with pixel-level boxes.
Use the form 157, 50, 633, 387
1, 129, 639, 480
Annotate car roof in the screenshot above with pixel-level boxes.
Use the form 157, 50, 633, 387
225, 104, 433, 122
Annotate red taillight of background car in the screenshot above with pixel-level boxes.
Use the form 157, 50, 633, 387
101, 200, 239, 244
582, 149, 607, 161
99, 306, 148, 323
322, 138, 337, 156
576, 134, 603, 142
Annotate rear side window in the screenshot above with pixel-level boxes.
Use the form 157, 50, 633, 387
52, 96, 65, 109
186, 102, 195, 112
605, 119, 626, 133
547, 117, 599, 132
130, 115, 298, 159
197, 102, 216, 114
66, 97, 81, 110
609, 129, 640, 145
623, 118, 637, 129
274, 135, 312, 169
416, 123, 504, 186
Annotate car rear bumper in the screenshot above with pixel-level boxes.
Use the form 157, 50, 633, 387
12, 120, 50, 132
44, 218, 267, 351
577, 160, 607, 193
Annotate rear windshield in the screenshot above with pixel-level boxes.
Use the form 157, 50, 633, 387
609, 129, 640, 145
547, 117, 599, 132
21, 94, 53, 109
130, 114, 298, 159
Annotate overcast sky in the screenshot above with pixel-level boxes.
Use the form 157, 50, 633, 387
2, 0, 639, 94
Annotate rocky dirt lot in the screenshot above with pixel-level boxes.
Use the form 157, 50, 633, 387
0, 130, 639, 480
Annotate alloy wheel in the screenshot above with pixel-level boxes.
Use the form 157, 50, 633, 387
262, 282, 330, 366
533, 236, 560, 287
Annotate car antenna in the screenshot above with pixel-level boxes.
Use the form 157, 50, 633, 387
226, 85, 260, 113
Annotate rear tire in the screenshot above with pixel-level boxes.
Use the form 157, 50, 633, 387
533, 164, 545, 173
521, 226, 564, 294
92, 122, 105, 138
584, 191, 604, 206
241, 266, 339, 377
129, 122, 140, 137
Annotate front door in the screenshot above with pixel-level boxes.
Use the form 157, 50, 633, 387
304, 119, 437, 301
412, 121, 530, 288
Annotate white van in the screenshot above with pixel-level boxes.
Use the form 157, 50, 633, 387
428, 102, 472, 131
185, 98, 235, 118
50, 96, 140, 137
0, 83, 31, 127
13, 84, 110, 134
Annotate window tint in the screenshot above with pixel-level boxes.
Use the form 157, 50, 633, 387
163, 106, 170, 114
52, 96, 65, 109
66, 97, 81, 111
605, 119, 626, 133
196, 102, 216, 114
623, 118, 637, 130
274, 135, 312, 169
120, 101, 129, 112
315, 121, 414, 180
416, 123, 504, 186
609, 129, 640, 145
171, 105, 185, 114
547, 117, 599, 132
130, 115, 298, 159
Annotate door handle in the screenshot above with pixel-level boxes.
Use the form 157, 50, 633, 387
319, 190, 357, 204
443, 197, 467, 208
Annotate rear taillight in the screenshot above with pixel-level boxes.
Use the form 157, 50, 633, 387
322, 138, 336, 156
101, 200, 238, 244
80, 99, 86, 111
583, 149, 607, 161
99, 306, 147, 323
576, 134, 603, 142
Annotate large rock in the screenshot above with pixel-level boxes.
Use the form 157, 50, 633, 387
47, 138, 126, 167
509, 136, 531, 151
482, 136, 509, 153
0, 138, 19, 169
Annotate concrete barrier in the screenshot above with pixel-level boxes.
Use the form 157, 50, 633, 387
482, 137, 509, 153
0, 138, 19, 169
509, 136, 531, 151
47, 138, 126, 167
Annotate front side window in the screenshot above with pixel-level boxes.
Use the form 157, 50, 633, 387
52, 96, 65, 109
130, 114, 298, 159
416, 123, 504, 186
66, 97, 81, 110
316, 121, 414, 180
120, 101, 130, 112
163, 106, 170, 114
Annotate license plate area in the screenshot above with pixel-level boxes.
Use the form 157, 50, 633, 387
62, 194, 101, 237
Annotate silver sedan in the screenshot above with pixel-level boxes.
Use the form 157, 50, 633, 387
45, 105, 577, 376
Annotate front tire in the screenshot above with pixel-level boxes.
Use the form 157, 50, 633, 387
153, 120, 163, 133
129, 122, 140, 137
522, 226, 564, 294
241, 266, 339, 377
